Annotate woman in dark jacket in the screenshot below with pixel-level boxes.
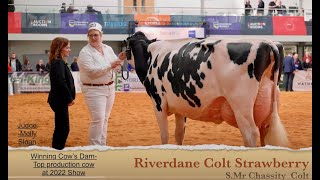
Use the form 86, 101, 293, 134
48, 37, 75, 150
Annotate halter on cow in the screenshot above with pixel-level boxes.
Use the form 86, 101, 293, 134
125, 31, 288, 147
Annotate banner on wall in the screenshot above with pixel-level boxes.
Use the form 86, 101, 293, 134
9, 71, 145, 93
134, 14, 171, 26
8, 72, 82, 93
60, 14, 98, 34
9, 72, 50, 93
272, 16, 307, 35
115, 71, 145, 92
102, 14, 134, 34
206, 16, 241, 35
293, 69, 312, 91
8, 12, 22, 33
240, 16, 273, 35
135, 26, 205, 40
22, 13, 60, 33
170, 15, 204, 27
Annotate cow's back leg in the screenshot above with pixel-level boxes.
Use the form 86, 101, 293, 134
226, 97, 259, 147
184, 117, 187, 134
258, 99, 288, 147
255, 77, 288, 147
175, 113, 185, 145
154, 111, 169, 144
259, 127, 266, 146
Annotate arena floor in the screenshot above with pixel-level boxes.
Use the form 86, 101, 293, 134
8, 91, 312, 150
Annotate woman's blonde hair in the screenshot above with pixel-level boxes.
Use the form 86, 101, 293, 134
49, 37, 69, 64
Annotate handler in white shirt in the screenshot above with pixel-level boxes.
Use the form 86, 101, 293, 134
78, 22, 126, 145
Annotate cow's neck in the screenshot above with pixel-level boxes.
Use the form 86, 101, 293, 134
132, 44, 150, 83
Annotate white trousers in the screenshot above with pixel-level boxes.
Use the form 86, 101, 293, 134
81, 84, 115, 145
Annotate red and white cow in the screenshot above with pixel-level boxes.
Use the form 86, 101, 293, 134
126, 31, 288, 147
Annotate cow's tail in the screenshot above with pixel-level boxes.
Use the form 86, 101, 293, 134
263, 43, 288, 147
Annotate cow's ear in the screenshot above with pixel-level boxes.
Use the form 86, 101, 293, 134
151, 38, 157, 43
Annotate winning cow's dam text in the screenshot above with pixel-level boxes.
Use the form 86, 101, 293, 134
29, 152, 98, 177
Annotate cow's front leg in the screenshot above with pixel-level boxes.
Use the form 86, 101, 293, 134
175, 113, 185, 145
154, 111, 169, 144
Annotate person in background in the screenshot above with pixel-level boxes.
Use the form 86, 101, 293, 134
9, 52, 22, 72
282, 52, 294, 92
36, 59, 47, 73
8, 0, 15, 12
67, 4, 79, 13
59, 2, 67, 13
302, 51, 312, 69
275, 0, 286, 16
47, 37, 76, 150
257, 0, 265, 15
46, 62, 51, 72
85, 4, 101, 14
78, 22, 126, 146
290, 52, 303, 91
22, 58, 33, 71
245, 0, 253, 16
8, 57, 12, 73
70, 56, 79, 71
268, 0, 277, 15
293, 52, 303, 71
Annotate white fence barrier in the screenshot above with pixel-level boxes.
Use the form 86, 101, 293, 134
8, 71, 146, 94
115, 71, 146, 92
8, 69, 312, 95
8, 78, 14, 96
293, 69, 312, 91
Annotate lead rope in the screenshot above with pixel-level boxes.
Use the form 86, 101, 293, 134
121, 59, 129, 80
121, 43, 132, 81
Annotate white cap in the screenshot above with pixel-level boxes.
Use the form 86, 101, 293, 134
88, 22, 102, 33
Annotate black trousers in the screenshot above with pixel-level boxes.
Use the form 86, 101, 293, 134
290, 74, 295, 91
283, 72, 294, 91
49, 103, 69, 150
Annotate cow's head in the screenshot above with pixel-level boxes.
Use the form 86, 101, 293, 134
125, 31, 157, 82
125, 31, 156, 60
